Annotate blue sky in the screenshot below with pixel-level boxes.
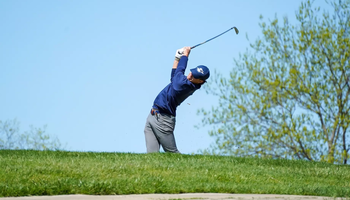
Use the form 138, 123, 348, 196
0, 0, 330, 154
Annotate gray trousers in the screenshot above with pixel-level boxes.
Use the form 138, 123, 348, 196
144, 112, 180, 153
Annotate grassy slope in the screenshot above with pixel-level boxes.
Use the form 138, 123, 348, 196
0, 150, 349, 197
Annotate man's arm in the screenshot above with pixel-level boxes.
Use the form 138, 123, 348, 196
172, 59, 179, 69
170, 58, 179, 81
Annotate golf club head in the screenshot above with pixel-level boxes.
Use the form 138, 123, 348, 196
233, 27, 239, 34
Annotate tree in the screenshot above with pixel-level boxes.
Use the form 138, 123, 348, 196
198, 0, 350, 164
0, 119, 62, 150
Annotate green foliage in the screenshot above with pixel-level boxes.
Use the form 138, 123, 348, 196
0, 150, 350, 197
0, 119, 62, 151
198, 0, 350, 164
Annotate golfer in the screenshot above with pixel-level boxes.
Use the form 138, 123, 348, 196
144, 46, 210, 153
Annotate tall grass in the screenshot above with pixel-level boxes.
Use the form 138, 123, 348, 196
0, 150, 349, 197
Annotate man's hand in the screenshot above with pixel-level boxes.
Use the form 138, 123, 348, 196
173, 46, 191, 69
182, 46, 191, 57
175, 46, 191, 61
175, 48, 184, 61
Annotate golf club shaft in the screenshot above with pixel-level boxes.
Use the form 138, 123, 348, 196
191, 26, 239, 49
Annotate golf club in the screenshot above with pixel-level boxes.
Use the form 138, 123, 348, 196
191, 26, 239, 49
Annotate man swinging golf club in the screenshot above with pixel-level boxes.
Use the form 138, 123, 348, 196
144, 46, 210, 153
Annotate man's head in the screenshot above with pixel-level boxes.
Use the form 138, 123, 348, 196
187, 65, 210, 84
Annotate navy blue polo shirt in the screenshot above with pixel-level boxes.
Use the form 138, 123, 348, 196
153, 56, 201, 116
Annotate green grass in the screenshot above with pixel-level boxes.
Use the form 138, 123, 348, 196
0, 150, 349, 198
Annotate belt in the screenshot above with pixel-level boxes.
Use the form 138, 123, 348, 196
151, 108, 160, 115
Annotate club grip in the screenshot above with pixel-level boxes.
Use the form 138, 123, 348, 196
191, 44, 199, 49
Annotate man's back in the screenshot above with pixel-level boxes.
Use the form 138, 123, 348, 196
153, 56, 201, 116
